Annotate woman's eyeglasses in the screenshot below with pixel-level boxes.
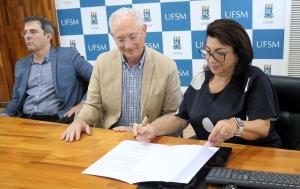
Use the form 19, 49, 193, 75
199, 49, 232, 62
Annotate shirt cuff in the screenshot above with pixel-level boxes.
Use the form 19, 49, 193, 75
0, 112, 10, 117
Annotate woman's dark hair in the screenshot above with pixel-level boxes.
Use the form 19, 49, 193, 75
206, 19, 253, 76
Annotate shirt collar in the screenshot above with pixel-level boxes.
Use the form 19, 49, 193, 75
31, 49, 51, 64
122, 48, 146, 70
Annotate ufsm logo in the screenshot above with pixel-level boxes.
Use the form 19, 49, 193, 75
253, 29, 284, 59
263, 64, 272, 75
84, 35, 109, 60
143, 9, 152, 22
69, 40, 76, 48
176, 60, 192, 87
264, 3, 273, 19
57, 9, 83, 35
224, 10, 249, 19
162, 31, 191, 59
80, 0, 104, 7
161, 1, 190, 31
164, 12, 187, 21
192, 31, 206, 59
145, 32, 163, 53
60, 18, 80, 26
173, 36, 182, 50
221, 0, 252, 29
81, 7, 108, 34
201, 6, 210, 20
90, 11, 98, 25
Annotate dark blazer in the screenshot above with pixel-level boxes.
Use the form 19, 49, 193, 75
4, 47, 93, 119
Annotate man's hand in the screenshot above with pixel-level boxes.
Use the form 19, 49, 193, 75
61, 119, 92, 142
64, 102, 84, 118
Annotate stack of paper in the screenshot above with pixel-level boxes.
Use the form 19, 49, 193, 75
83, 140, 218, 184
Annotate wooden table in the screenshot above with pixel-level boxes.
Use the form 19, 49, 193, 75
0, 117, 300, 189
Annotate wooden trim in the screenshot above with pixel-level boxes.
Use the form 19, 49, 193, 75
0, 102, 8, 108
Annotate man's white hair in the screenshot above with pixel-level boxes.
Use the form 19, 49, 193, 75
109, 7, 144, 32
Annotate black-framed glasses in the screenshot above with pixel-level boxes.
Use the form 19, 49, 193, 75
199, 49, 232, 62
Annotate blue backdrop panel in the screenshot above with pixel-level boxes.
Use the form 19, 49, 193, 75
55, 0, 286, 89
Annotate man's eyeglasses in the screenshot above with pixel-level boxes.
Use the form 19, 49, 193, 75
199, 49, 232, 62
21, 29, 41, 37
114, 33, 140, 45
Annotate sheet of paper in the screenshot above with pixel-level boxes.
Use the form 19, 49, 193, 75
82, 140, 218, 184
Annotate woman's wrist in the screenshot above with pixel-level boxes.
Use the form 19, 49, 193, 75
233, 117, 244, 136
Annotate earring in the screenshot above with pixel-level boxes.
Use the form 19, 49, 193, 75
236, 57, 239, 64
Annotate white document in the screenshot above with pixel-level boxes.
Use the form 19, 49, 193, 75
82, 140, 219, 184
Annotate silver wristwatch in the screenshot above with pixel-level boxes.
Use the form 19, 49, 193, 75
233, 117, 244, 137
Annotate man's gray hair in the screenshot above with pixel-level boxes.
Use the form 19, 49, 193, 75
109, 7, 144, 32
24, 16, 54, 34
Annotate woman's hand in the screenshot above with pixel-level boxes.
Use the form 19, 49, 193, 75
208, 118, 238, 146
132, 123, 156, 143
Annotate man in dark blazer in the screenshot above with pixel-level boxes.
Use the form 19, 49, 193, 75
0, 16, 92, 123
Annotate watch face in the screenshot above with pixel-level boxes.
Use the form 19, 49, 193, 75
237, 118, 244, 127
234, 117, 244, 136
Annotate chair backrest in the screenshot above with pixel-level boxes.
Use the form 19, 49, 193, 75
269, 75, 300, 150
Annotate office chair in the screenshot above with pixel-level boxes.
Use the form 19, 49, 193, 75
269, 75, 300, 150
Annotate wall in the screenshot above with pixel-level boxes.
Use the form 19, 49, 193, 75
0, 0, 293, 105
288, 0, 300, 77
55, 0, 288, 91
0, 0, 59, 105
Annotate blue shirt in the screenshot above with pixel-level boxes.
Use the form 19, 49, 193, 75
23, 51, 62, 115
116, 52, 146, 126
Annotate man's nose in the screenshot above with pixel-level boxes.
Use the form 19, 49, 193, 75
24, 33, 32, 39
124, 40, 134, 48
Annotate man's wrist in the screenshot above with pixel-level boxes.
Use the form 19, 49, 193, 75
0, 112, 10, 117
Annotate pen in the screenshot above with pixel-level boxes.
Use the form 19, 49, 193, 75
134, 116, 148, 139
141, 116, 149, 127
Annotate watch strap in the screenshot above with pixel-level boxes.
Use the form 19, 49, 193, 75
233, 117, 244, 136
